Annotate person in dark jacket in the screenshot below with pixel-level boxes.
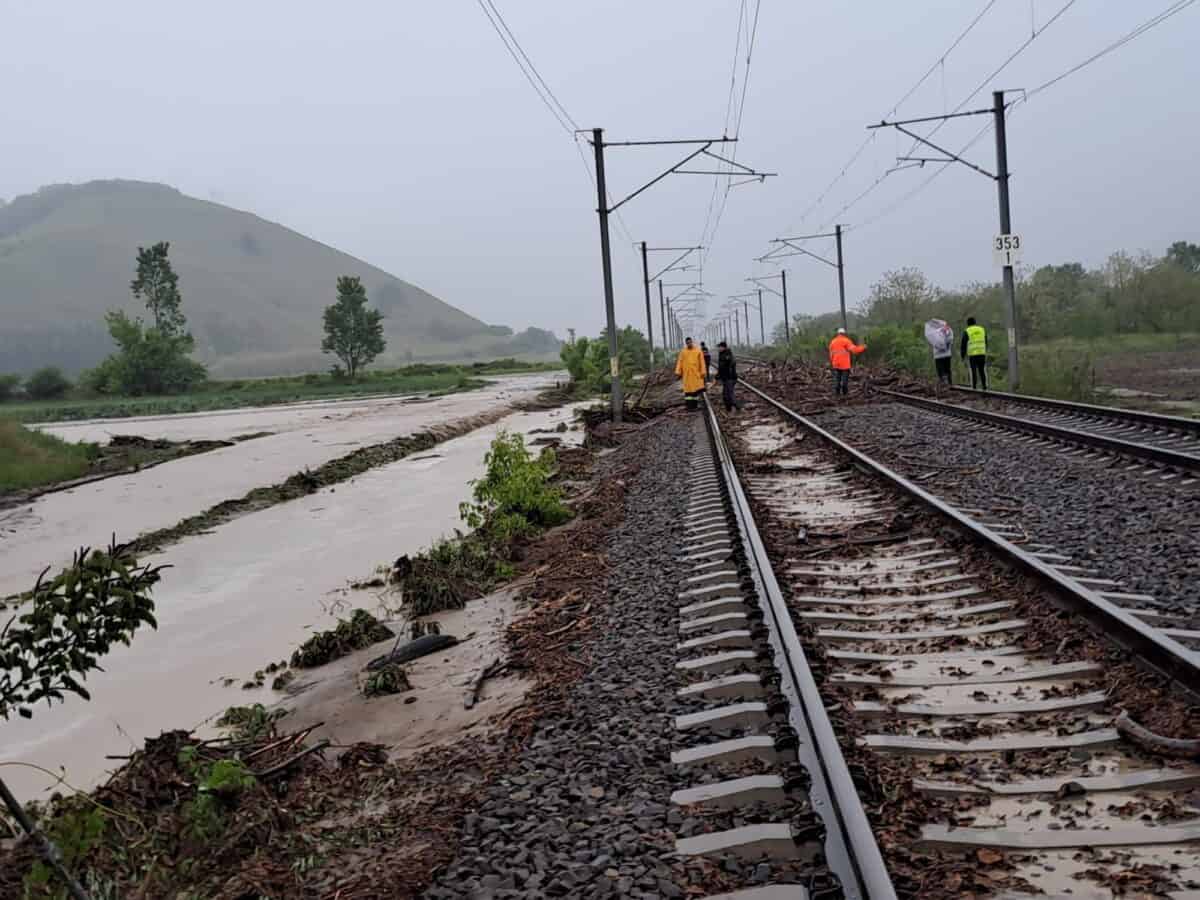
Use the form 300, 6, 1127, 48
700, 341, 713, 383
715, 341, 739, 411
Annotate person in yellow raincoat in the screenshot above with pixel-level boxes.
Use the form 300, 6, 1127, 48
675, 337, 707, 410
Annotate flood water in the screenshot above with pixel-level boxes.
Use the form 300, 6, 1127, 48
0, 374, 558, 597
1, 379, 581, 802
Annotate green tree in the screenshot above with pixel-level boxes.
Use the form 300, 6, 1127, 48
321, 276, 386, 378
1165, 240, 1200, 275
86, 244, 207, 395
858, 268, 937, 325
24, 367, 71, 400
131, 242, 186, 336
0, 374, 20, 402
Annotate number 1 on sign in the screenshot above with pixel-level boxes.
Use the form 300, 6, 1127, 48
993, 233, 1023, 267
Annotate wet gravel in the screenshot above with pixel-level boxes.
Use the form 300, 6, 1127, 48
426, 414, 705, 900
812, 402, 1200, 618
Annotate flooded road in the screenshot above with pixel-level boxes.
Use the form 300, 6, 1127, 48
0, 374, 559, 597
1, 400, 584, 802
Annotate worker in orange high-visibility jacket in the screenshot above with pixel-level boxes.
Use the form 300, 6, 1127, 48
828, 327, 866, 397
675, 336, 707, 410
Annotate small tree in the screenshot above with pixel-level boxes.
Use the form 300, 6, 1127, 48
0, 374, 20, 402
131, 242, 185, 336
0, 542, 161, 896
24, 367, 71, 400
321, 276, 386, 378
88, 243, 207, 396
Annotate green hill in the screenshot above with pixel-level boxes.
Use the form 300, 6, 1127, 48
0, 180, 558, 377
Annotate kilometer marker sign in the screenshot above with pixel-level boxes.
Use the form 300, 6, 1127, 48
993, 233, 1023, 267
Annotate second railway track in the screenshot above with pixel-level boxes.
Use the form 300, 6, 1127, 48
676, 383, 1200, 898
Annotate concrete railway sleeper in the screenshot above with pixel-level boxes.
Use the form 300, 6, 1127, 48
695, 385, 1200, 898
669, 402, 896, 899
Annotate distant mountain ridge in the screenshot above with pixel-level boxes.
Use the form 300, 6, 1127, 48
0, 180, 557, 377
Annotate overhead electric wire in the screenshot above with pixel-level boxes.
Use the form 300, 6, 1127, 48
475, 0, 574, 135
483, 0, 579, 131
700, 0, 750, 256
850, 0, 1193, 233
815, 0, 1078, 232
1028, 0, 1198, 97
475, 0, 640, 251
768, 0, 999, 244
702, 0, 764, 263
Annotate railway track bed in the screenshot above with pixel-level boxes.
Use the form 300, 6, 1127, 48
675, 385, 1200, 898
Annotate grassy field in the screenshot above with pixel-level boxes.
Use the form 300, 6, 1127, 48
0, 420, 97, 491
1, 359, 561, 424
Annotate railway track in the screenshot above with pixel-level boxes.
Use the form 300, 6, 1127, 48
881, 389, 1200, 479
673, 384, 1200, 899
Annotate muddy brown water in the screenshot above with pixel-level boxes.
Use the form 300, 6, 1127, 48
0, 374, 559, 596
1, 386, 585, 803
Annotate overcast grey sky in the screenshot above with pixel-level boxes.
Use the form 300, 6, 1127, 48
3, 0, 1197, 340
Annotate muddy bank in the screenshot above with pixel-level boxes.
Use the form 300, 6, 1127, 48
0, 399, 627, 898
0, 403, 586, 803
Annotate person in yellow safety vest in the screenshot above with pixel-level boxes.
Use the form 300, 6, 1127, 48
960, 317, 988, 390
675, 336, 707, 410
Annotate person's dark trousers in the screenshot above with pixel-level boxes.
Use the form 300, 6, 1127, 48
968, 355, 987, 389
833, 369, 849, 396
722, 378, 737, 411
934, 356, 951, 383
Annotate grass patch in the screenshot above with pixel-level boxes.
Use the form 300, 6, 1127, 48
0, 420, 96, 491
2, 369, 488, 424
290, 610, 393, 669
1, 357, 560, 425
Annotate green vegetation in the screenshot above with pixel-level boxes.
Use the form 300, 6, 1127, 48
84, 242, 208, 396
0, 180, 560, 377
20, 806, 106, 897
759, 241, 1200, 400
24, 367, 72, 400
0, 544, 160, 897
0, 421, 97, 492
322, 275, 386, 377
0, 374, 20, 401
401, 430, 570, 617
216, 704, 288, 741
560, 326, 652, 394
2, 358, 557, 424
176, 748, 257, 840
0, 542, 161, 719
290, 610, 393, 669
362, 663, 411, 697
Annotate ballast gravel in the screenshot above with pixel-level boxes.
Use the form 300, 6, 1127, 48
425, 413, 712, 900
812, 402, 1200, 619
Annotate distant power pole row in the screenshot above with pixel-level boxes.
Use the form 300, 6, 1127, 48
584, 128, 773, 421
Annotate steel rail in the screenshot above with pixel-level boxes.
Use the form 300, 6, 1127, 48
950, 385, 1200, 436
701, 394, 897, 900
881, 389, 1200, 474
740, 379, 1200, 697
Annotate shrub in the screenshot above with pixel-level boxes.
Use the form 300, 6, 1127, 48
24, 367, 72, 400
401, 432, 570, 617
0, 543, 161, 719
0, 374, 20, 402
459, 431, 570, 534
216, 703, 287, 741
362, 663, 411, 697
290, 609, 393, 669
